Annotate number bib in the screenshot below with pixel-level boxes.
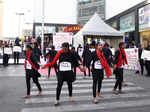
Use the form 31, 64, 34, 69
26, 61, 32, 70
59, 62, 71, 71
94, 60, 102, 69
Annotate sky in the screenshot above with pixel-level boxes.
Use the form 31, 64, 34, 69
2, 0, 145, 38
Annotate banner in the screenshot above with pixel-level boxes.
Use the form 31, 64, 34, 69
141, 50, 150, 61
53, 33, 73, 50
13, 46, 22, 52
4, 48, 12, 55
124, 48, 140, 70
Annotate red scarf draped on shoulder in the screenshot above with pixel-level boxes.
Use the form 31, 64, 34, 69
44, 49, 64, 67
24, 50, 38, 71
96, 49, 112, 77
117, 48, 128, 68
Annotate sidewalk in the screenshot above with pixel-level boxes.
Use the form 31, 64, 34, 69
0, 59, 25, 64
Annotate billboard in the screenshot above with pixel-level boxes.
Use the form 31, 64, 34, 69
53, 33, 73, 50
120, 12, 135, 32
139, 4, 150, 31
35, 26, 56, 37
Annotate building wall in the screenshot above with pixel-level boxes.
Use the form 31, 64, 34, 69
0, 0, 3, 40
77, 0, 105, 26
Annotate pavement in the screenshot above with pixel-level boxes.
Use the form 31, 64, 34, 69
0, 65, 150, 112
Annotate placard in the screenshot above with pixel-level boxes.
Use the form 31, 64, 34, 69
4, 48, 12, 55
124, 48, 139, 70
13, 46, 22, 52
141, 50, 150, 61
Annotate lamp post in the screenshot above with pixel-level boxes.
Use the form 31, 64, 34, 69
15, 12, 24, 37
41, 0, 45, 55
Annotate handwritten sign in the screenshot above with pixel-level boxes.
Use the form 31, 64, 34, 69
124, 48, 140, 70
53, 33, 72, 50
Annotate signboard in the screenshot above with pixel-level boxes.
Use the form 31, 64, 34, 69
64, 26, 82, 32
4, 48, 12, 55
120, 12, 135, 32
141, 50, 150, 61
13, 46, 22, 52
53, 33, 73, 50
139, 4, 150, 31
124, 48, 139, 70
35, 26, 56, 37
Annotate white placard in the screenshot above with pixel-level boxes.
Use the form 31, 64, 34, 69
0, 48, 2, 55
94, 60, 102, 69
141, 50, 150, 61
59, 62, 71, 71
53, 33, 72, 51
4, 48, 12, 54
123, 48, 140, 70
13, 46, 22, 52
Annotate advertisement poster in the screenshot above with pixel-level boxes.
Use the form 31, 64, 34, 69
124, 48, 139, 70
53, 33, 73, 50
120, 12, 135, 32
139, 4, 150, 31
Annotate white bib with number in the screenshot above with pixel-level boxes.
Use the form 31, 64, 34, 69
26, 61, 32, 70
59, 62, 71, 71
94, 60, 102, 69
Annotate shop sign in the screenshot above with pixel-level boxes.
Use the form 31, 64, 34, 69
139, 4, 150, 31
35, 26, 56, 37
64, 26, 82, 32
120, 12, 135, 32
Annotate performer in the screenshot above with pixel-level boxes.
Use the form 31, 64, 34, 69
71, 47, 82, 77
24, 44, 42, 98
113, 42, 128, 94
42, 42, 85, 106
91, 42, 112, 104
45, 46, 58, 78
82, 44, 92, 78
13, 43, 20, 64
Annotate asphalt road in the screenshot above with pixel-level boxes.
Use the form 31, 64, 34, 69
0, 65, 150, 112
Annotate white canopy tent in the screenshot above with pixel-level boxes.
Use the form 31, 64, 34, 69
74, 13, 124, 48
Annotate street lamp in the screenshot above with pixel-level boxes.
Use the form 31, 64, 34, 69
15, 12, 24, 37
41, 0, 45, 55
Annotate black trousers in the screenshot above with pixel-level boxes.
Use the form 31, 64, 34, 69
3, 54, 9, 66
139, 59, 144, 75
114, 68, 123, 90
56, 80, 72, 100
92, 70, 104, 98
145, 61, 150, 76
48, 66, 58, 77
26, 70, 42, 95
56, 71, 74, 100
84, 66, 91, 77
14, 52, 19, 64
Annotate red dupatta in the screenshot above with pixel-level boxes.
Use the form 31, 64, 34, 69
24, 50, 38, 71
96, 49, 112, 77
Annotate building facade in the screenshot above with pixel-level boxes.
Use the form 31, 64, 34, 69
77, 0, 105, 26
106, 0, 150, 47
0, 0, 3, 40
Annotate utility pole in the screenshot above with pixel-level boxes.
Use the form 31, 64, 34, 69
16, 13, 24, 37
41, 0, 45, 55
